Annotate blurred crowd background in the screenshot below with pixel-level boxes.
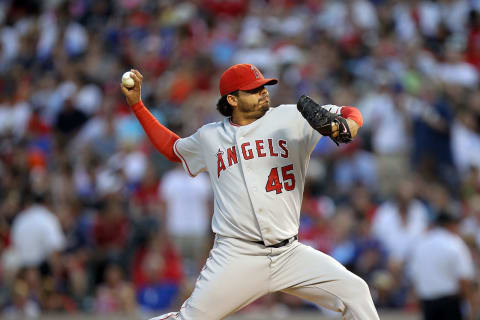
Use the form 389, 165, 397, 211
0, 0, 480, 319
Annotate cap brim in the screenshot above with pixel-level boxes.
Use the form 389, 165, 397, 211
238, 78, 278, 91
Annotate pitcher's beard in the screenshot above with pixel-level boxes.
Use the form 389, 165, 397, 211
259, 99, 270, 110
256, 101, 270, 116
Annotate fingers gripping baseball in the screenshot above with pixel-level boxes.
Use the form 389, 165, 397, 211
121, 69, 143, 107
296, 95, 353, 146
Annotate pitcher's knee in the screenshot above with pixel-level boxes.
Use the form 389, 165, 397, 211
342, 274, 371, 300
180, 302, 217, 320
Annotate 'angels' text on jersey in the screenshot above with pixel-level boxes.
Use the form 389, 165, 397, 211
216, 139, 289, 178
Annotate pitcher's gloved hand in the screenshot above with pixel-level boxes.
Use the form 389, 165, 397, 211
297, 95, 353, 146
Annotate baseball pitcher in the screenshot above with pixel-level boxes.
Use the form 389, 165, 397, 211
121, 64, 380, 320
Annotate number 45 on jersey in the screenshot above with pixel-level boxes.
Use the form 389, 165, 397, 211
265, 164, 295, 194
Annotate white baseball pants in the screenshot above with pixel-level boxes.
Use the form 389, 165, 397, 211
175, 235, 380, 320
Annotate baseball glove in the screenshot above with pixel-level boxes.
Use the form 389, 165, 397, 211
297, 95, 352, 146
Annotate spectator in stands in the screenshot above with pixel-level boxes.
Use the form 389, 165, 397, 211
53, 98, 88, 149
132, 230, 183, 315
10, 191, 65, 274
452, 97, 480, 176
90, 193, 130, 287
359, 75, 411, 197
2, 279, 40, 320
460, 195, 480, 252
159, 165, 212, 276
409, 83, 456, 187
94, 263, 136, 314
408, 210, 478, 320
371, 178, 429, 267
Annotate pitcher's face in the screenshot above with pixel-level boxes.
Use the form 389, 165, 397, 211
234, 86, 270, 117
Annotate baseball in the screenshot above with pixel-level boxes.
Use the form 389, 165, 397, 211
122, 71, 135, 89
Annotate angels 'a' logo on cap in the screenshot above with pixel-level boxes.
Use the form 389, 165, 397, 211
250, 65, 261, 79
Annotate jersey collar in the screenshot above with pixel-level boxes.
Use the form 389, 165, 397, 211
227, 108, 273, 128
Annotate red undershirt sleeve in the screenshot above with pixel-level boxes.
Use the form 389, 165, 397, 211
131, 100, 181, 163
341, 106, 363, 127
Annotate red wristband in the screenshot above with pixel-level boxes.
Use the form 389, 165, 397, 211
341, 106, 363, 127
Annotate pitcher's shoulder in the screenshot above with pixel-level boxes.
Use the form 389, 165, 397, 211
199, 120, 223, 130
272, 104, 297, 111
195, 120, 226, 136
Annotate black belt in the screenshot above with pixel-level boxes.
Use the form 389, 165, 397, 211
255, 235, 298, 248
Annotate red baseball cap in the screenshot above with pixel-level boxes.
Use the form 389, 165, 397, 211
219, 64, 278, 96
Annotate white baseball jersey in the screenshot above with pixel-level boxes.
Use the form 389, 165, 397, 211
173, 104, 342, 246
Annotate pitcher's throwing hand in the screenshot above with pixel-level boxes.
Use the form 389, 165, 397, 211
120, 69, 143, 106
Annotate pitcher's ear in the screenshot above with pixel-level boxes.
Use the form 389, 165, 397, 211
227, 94, 238, 107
